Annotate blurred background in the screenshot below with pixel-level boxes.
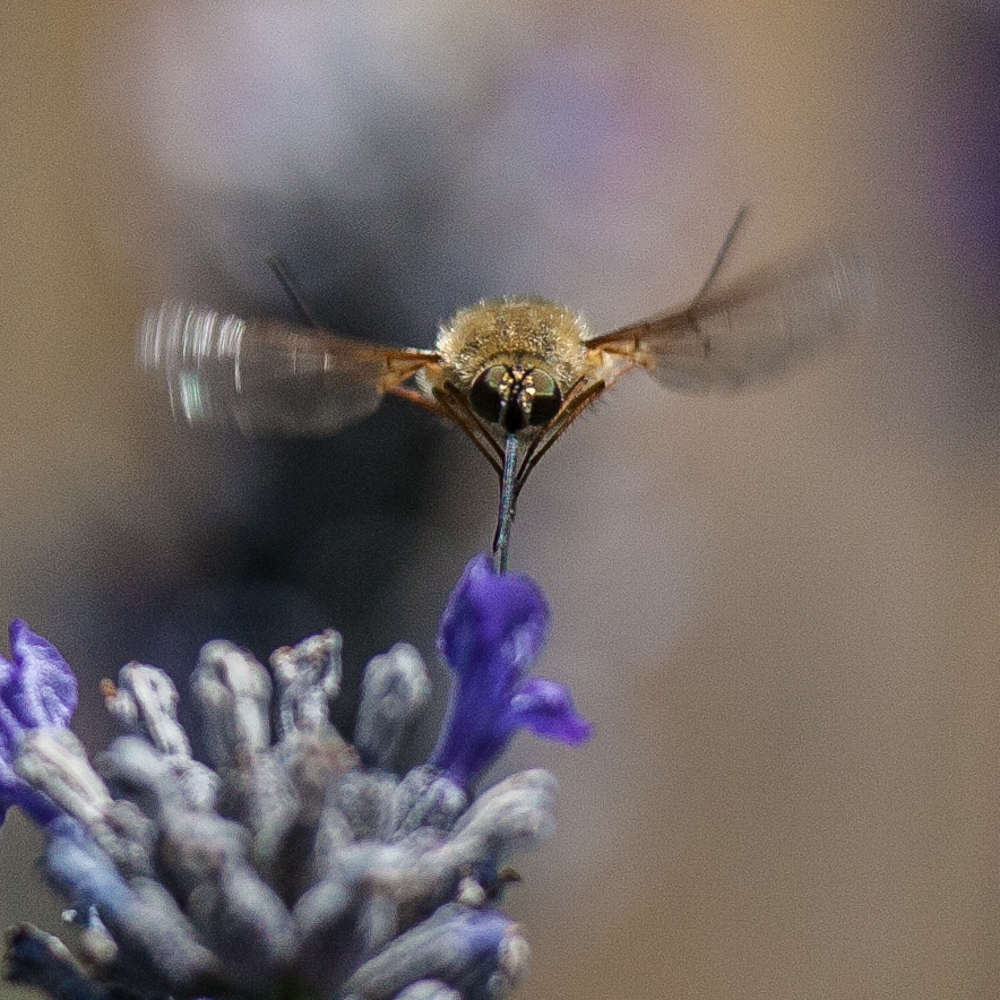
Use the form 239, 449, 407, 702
2, 0, 1000, 997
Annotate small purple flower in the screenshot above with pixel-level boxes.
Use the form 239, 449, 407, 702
0, 620, 77, 826
429, 555, 592, 786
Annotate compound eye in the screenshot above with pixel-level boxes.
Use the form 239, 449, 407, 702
470, 365, 510, 424
527, 369, 562, 425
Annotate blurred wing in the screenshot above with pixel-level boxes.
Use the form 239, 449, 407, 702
139, 303, 439, 436
586, 245, 873, 392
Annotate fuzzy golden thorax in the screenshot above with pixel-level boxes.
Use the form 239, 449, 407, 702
433, 297, 591, 392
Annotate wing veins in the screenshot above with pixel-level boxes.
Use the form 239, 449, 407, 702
583, 244, 869, 392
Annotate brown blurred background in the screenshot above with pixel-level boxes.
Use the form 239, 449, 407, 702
3, 1, 1000, 998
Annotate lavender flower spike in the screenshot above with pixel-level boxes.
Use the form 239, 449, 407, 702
0, 620, 77, 827
430, 555, 592, 787
5, 557, 586, 1000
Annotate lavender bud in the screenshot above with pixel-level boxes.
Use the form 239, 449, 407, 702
190, 641, 271, 766
355, 643, 430, 770
270, 629, 342, 741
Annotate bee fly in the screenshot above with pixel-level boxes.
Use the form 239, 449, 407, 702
139, 210, 868, 572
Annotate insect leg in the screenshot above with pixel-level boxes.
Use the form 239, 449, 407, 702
432, 384, 505, 478
386, 384, 450, 416
514, 377, 610, 496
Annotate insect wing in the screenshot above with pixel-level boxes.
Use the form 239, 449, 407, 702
587, 245, 872, 392
139, 303, 436, 436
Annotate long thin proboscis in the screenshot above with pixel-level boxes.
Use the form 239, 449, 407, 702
492, 434, 520, 573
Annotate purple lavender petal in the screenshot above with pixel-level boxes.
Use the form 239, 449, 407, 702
342, 903, 527, 1000
0, 771, 61, 827
508, 678, 593, 744
7, 621, 78, 728
430, 556, 590, 786
436, 555, 549, 689
0, 622, 77, 828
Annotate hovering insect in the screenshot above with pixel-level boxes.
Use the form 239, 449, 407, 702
140, 211, 867, 572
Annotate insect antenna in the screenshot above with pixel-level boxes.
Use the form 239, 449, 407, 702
265, 254, 321, 328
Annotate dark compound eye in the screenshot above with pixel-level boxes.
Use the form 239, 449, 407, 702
469, 365, 563, 433
470, 365, 510, 425
525, 369, 561, 426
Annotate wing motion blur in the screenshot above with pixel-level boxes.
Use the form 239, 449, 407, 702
139, 241, 871, 442
585, 243, 870, 392
138, 223, 872, 573
139, 303, 439, 436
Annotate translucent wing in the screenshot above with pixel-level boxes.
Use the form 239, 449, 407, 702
139, 303, 439, 436
586, 245, 873, 392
